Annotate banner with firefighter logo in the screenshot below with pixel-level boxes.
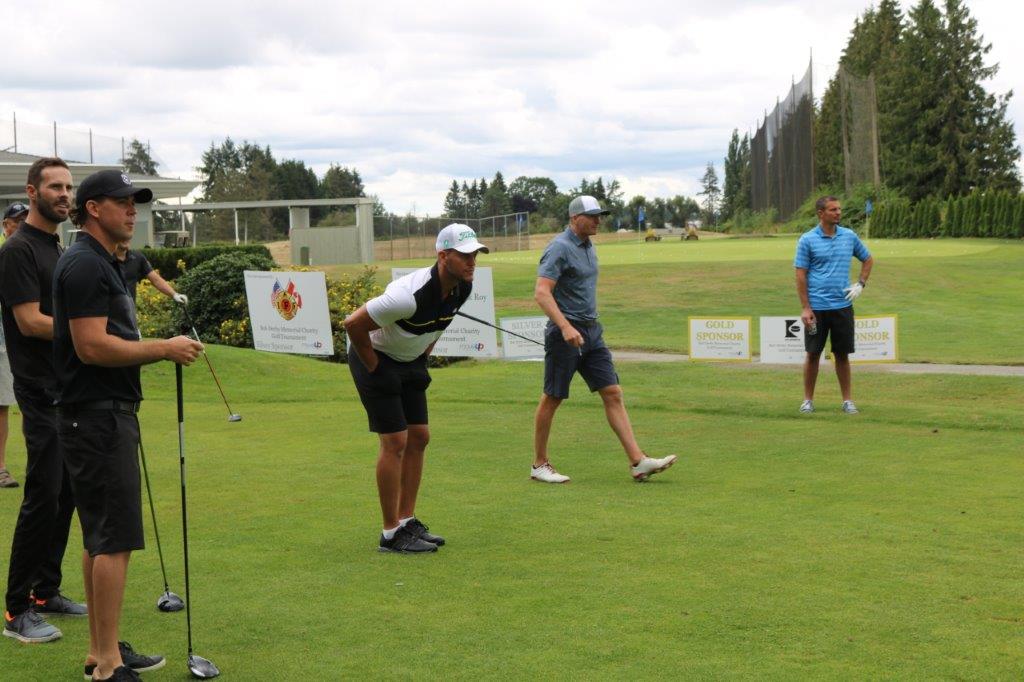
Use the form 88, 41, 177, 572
244, 271, 334, 356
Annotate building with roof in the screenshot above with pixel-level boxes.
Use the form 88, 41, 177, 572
0, 150, 199, 248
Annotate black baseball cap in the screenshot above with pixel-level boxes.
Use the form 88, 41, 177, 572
3, 203, 28, 220
75, 170, 153, 210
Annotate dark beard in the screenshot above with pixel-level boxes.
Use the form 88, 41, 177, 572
36, 196, 68, 224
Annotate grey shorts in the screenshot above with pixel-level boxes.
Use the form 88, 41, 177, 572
0, 350, 13, 407
543, 320, 619, 400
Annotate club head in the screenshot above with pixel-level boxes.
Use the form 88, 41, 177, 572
157, 590, 184, 612
227, 414, 242, 422
188, 654, 220, 679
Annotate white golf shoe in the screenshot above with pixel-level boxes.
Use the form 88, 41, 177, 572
841, 400, 859, 414
530, 462, 570, 484
799, 399, 814, 413
631, 454, 677, 482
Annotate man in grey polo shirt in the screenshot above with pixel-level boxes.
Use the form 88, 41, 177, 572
530, 195, 677, 484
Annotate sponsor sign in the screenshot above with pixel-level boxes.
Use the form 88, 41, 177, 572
759, 316, 808, 364
244, 271, 334, 355
392, 267, 497, 358
846, 315, 898, 363
499, 316, 547, 360
688, 317, 751, 361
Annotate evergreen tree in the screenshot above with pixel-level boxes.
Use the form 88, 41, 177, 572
721, 130, 742, 221
697, 163, 721, 227
443, 180, 463, 217
122, 138, 159, 175
481, 172, 512, 216
320, 164, 366, 198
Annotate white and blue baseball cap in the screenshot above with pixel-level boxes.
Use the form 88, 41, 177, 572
435, 223, 489, 254
568, 195, 611, 217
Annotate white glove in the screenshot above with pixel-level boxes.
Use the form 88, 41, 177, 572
172, 293, 189, 305
843, 282, 863, 302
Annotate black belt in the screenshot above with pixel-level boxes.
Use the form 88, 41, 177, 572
60, 400, 140, 414
566, 318, 599, 327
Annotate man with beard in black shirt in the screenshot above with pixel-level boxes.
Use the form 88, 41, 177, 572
1, 158, 85, 644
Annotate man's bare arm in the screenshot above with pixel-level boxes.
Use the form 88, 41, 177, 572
69, 317, 202, 367
343, 306, 382, 372
534, 276, 582, 348
11, 302, 53, 340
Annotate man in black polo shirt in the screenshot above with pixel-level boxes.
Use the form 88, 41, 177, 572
115, 240, 187, 304
54, 170, 203, 681
1, 158, 85, 645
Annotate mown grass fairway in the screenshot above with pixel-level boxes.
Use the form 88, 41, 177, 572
330, 236, 1024, 364
1, 346, 1022, 679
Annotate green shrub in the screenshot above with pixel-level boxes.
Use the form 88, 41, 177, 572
143, 243, 273, 280
722, 208, 777, 234
175, 251, 277, 342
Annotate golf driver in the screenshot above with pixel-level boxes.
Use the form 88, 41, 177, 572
454, 310, 543, 346
176, 363, 220, 679
138, 436, 184, 613
177, 301, 241, 422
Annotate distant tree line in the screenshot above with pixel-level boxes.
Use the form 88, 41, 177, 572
722, 0, 1021, 231
441, 172, 702, 232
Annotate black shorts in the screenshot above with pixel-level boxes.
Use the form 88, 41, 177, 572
805, 306, 856, 355
544, 320, 619, 400
348, 346, 431, 434
58, 410, 144, 556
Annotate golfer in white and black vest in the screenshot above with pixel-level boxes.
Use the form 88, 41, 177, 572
344, 224, 488, 553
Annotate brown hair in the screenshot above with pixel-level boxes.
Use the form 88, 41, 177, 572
26, 157, 69, 189
815, 196, 840, 213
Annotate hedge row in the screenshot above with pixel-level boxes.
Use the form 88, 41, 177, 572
871, 191, 1024, 238
141, 243, 273, 280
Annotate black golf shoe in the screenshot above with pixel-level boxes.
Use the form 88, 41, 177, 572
379, 525, 438, 554
88, 665, 140, 681
84, 641, 165, 679
33, 592, 87, 616
405, 517, 445, 546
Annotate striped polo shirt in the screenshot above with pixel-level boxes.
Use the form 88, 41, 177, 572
794, 225, 871, 311
365, 264, 472, 362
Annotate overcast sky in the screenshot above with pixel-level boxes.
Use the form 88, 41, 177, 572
1, 0, 1020, 214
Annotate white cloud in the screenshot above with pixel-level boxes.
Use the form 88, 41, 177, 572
0, 0, 1020, 214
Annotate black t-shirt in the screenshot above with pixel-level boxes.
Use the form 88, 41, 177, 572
53, 232, 143, 404
119, 250, 153, 300
0, 222, 63, 403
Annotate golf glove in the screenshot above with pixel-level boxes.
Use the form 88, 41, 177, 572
173, 293, 189, 305
843, 282, 863, 302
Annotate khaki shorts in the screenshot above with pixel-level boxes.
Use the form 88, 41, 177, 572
0, 350, 14, 407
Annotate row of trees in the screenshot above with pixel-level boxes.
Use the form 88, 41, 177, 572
441, 172, 704, 232
870, 190, 1024, 238
722, 0, 1021, 230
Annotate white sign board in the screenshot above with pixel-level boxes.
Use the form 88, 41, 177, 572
499, 316, 547, 360
391, 267, 497, 358
688, 317, 752, 361
847, 315, 899, 363
759, 316, 808, 364
244, 271, 334, 355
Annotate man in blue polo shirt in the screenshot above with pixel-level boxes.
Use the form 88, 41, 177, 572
794, 196, 875, 414
530, 195, 677, 484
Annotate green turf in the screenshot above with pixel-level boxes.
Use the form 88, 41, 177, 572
327, 237, 1024, 365
1, 346, 1021, 679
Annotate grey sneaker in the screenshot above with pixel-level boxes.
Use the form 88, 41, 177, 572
0, 468, 18, 488
33, 592, 87, 616
379, 525, 438, 554
842, 400, 859, 414
84, 641, 166, 679
3, 609, 62, 643
799, 400, 814, 413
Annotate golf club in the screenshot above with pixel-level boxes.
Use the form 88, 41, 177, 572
138, 436, 184, 613
455, 310, 583, 356
176, 363, 220, 679
177, 301, 241, 422
454, 310, 543, 346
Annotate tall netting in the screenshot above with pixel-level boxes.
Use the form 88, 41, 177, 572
750, 61, 814, 220
371, 212, 531, 261
840, 67, 881, 192
0, 114, 152, 166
